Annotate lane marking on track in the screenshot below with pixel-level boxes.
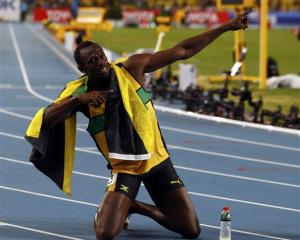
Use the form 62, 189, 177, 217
0, 185, 294, 239
0, 84, 64, 89
66, 123, 300, 152
167, 144, 300, 169
156, 105, 300, 136
1, 107, 44, 111
8, 24, 52, 103
26, 24, 81, 75
2, 155, 299, 189
160, 126, 300, 152
1, 109, 299, 169
0, 105, 300, 153
1, 132, 300, 188
0, 221, 85, 240
0, 132, 300, 188
1, 156, 300, 212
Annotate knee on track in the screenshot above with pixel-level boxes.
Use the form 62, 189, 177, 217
179, 224, 201, 239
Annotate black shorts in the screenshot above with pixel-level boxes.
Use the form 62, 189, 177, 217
105, 158, 185, 200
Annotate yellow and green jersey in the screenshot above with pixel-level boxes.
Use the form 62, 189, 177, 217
25, 63, 169, 195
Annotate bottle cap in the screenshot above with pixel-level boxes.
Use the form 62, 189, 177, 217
223, 206, 230, 212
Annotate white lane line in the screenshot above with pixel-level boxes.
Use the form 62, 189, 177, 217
0, 185, 97, 207
0, 185, 294, 240
189, 191, 300, 213
1, 129, 299, 171
1, 156, 300, 213
26, 24, 81, 75
77, 143, 300, 172
0, 156, 109, 181
0, 132, 24, 140
1, 109, 299, 169
75, 123, 300, 152
173, 165, 300, 188
160, 126, 300, 152
0, 221, 84, 240
155, 105, 300, 136
0, 108, 32, 120
1, 107, 43, 111
0, 84, 64, 90
2, 155, 299, 189
168, 144, 300, 169
2, 107, 299, 166
8, 24, 52, 103
201, 224, 291, 240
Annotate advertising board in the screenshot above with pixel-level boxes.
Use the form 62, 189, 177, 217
0, 0, 20, 21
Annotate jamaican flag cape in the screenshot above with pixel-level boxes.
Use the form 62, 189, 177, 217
25, 63, 154, 195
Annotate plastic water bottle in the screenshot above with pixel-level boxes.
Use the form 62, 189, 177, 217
219, 206, 231, 240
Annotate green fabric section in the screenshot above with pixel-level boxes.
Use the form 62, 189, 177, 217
87, 115, 105, 135
72, 79, 88, 96
136, 88, 151, 106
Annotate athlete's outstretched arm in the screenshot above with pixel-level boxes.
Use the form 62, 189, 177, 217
123, 11, 250, 81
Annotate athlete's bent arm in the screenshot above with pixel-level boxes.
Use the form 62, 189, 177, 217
43, 90, 112, 128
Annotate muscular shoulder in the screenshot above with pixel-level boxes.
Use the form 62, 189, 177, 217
122, 53, 153, 84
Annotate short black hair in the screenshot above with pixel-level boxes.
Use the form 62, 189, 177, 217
74, 40, 100, 66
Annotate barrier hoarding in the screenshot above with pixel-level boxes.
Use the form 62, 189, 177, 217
34, 8, 71, 23
122, 9, 158, 27
0, 0, 20, 21
185, 10, 230, 26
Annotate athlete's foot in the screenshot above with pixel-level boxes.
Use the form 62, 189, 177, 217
123, 214, 131, 230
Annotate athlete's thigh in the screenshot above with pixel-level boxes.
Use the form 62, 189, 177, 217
95, 191, 131, 235
143, 164, 199, 229
95, 172, 142, 236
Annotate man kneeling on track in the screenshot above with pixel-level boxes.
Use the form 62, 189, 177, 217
26, 11, 250, 240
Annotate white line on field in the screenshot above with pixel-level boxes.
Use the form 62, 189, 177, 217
1, 156, 299, 213
0, 221, 84, 240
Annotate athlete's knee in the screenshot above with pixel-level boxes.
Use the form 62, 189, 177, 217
177, 218, 201, 239
94, 216, 118, 240
180, 224, 201, 239
95, 227, 118, 240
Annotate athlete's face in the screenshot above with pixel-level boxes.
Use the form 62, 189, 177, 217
79, 44, 110, 78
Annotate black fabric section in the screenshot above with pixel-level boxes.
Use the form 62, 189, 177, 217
143, 160, 185, 196
142, 157, 172, 177
25, 130, 49, 157
112, 173, 142, 201
104, 69, 148, 156
28, 122, 65, 190
77, 103, 89, 118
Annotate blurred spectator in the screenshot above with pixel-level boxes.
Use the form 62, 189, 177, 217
267, 57, 280, 78
21, 0, 29, 22
70, 0, 79, 19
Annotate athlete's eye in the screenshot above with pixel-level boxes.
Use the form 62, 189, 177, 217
88, 56, 97, 64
